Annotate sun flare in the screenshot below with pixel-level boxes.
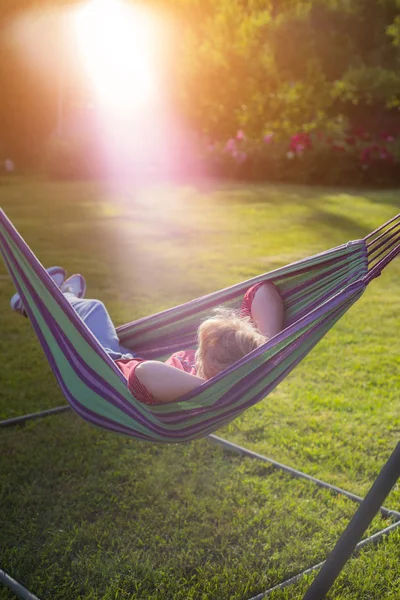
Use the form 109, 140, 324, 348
73, 0, 160, 116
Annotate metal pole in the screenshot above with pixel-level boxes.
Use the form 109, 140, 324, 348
0, 568, 41, 600
209, 435, 400, 520
302, 442, 400, 600
1, 410, 399, 522
0, 406, 70, 427
248, 520, 400, 599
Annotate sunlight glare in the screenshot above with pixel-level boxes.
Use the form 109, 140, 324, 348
74, 0, 160, 116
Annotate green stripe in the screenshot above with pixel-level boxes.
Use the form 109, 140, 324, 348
3, 253, 164, 437
0, 219, 368, 438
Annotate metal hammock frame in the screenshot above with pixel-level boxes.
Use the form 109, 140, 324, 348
1, 211, 400, 600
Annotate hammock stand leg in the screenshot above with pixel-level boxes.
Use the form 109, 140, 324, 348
2, 407, 400, 520
0, 568, 41, 600
248, 520, 400, 599
302, 442, 400, 600
2, 408, 400, 599
0, 406, 70, 427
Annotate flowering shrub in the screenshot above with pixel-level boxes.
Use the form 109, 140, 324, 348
203, 128, 400, 186
44, 126, 400, 187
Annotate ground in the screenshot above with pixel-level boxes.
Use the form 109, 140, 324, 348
1, 177, 399, 599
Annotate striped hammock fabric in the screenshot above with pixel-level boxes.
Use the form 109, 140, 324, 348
0, 208, 399, 443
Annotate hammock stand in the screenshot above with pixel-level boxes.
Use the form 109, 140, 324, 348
1, 210, 400, 600
0, 209, 400, 443
1, 437, 400, 600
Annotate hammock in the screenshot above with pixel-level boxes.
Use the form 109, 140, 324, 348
1, 208, 399, 443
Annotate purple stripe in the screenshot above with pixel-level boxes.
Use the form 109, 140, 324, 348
365, 244, 400, 283
118, 245, 364, 346
0, 229, 153, 421
212, 289, 364, 415
0, 249, 144, 437
1, 246, 190, 440
368, 232, 400, 265
367, 220, 400, 254
0, 236, 129, 404
1, 235, 242, 441
285, 262, 358, 310
155, 284, 365, 428
165, 278, 367, 414
0, 234, 322, 439
131, 248, 367, 355
0, 217, 128, 386
117, 287, 250, 343
365, 212, 400, 241
282, 249, 365, 300
285, 268, 349, 308
117, 244, 353, 340
48, 322, 160, 431
286, 269, 365, 324
3, 250, 182, 437
0, 210, 376, 442
160, 281, 366, 428
0, 239, 167, 433
130, 329, 197, 356
58, 377, 154, 441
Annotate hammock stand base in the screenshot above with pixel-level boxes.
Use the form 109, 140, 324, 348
301, 442, 400, 599
250, 520, 400, 599
2, 404, 399, 521
1, 424, 399, 600
0, 406, 70, 427
0, 569, 41, 600
1, 211, 400, 598
3, 521, 399, 600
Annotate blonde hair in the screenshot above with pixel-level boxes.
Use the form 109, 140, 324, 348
195, 308, 267, 380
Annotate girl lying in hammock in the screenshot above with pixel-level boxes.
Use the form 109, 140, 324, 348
11, 269, 284, 405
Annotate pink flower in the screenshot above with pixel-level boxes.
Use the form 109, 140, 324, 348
361, 146, 373, 163
360, 144, 387, 163
380, 132, 395, 143
236, 130, 245, 141
290, 134, 301, 149
379, 147, 394, 162
353, 128, 369, 140
264, 133, 274, 144
345, 136, 356, 146
290, 132, 312, 152
225, 138, 236, 152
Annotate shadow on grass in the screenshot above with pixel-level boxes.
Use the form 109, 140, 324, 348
207, 181, 400, 210
0, 414, 369, 600
303, 208, 371, 242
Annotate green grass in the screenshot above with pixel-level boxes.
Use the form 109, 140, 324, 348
1, 176, 400, 599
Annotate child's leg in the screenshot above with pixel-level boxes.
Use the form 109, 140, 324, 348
64, 293, 136, 359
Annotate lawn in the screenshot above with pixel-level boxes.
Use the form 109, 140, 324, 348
1, 176, 400, 599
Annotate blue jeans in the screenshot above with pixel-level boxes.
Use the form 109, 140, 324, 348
65, 293, 135, 360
